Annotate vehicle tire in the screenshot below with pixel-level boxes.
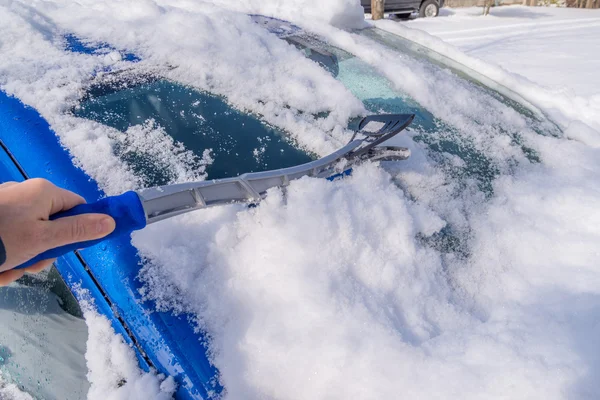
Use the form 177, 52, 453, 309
419, 0, 439, 18
393, 12, 412, 20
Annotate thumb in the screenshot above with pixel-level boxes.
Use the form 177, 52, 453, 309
41, 214, 116, 251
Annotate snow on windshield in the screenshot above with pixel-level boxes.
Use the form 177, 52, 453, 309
1, 1, 600, 400
184, 0, 368, 29
77, 291, 176, 400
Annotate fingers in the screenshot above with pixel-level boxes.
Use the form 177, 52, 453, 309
0, 181, 18, 190
49, 186, 86, 215
0, 269, 25, 286
43, 180, 87, 215
0, 179, 103, 273
23, 178, 86, 215
40, 213, 116, 251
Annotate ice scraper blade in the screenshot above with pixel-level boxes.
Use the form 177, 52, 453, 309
17, 113, 414, 269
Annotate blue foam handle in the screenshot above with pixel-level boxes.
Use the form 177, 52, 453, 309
17, 191, 147, 270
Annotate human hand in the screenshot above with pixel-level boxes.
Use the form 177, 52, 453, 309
0, 179, 116, 286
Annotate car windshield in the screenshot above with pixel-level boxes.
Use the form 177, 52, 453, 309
285, 34, 439, 132
357, 27, 546, 120
74, 76, 313, 187
0, 269, 89, 399
282, 33, 508, 190
280, 27, 564, 197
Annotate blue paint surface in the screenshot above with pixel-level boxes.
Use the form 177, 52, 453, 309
65, 34, 141, 62
0, 90, 221, 399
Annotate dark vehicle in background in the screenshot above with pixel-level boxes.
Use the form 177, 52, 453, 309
361, 0, 444, 18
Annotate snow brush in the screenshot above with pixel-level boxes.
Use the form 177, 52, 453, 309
18, 114, 414, 269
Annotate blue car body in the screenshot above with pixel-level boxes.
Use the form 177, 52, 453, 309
0, 87, 220, 399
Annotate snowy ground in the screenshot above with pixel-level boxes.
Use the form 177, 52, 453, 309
405, 6, 600, 97
0, 1, 600, 400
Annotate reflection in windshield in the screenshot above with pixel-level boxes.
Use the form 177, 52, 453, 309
0, 268, 89, 399
74, 79, 313, 187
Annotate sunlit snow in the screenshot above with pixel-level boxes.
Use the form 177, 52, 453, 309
0, 1, 599, 399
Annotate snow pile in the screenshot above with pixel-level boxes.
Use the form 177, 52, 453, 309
78, 294, 176, 400
448, 132, 600, 400
135, 163, 464, 399
459, 135, 600, 311
374, 6, 600, 136
204, 0, 367, 29
135, 136, 600, 400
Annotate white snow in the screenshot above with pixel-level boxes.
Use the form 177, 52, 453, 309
374, 6, 600, 139
77, 291, 176, 400
0, 371, 33, 400
1, 1, 600, 400
407, 6, 600, 97
119, 120, 212, 186
195, 0, 367, 29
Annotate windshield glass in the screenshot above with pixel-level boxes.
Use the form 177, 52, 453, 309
74, 78, 313, 187
286, 34, 438, 132
358, 27, 549, 122
0, 268, 89, 399
283, 34, 504, 191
